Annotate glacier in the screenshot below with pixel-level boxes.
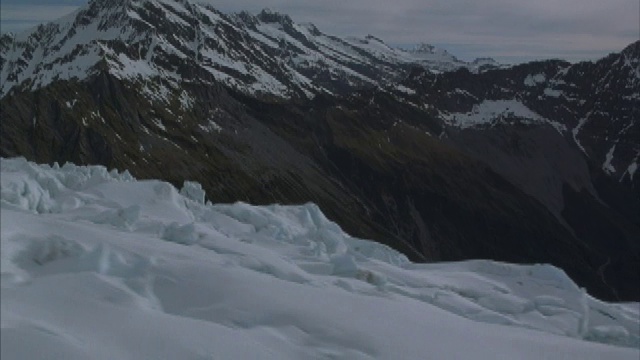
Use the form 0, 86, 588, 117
1, 157, 638, 359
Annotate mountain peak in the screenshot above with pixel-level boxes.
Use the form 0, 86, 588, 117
1, 0, 498, 98
364, 34, 386, 44
621, 40, 640, 59
472, 57, 498, 65
411, 42, 437, 54
410, 43, 457, 57
257, 8, 294, 26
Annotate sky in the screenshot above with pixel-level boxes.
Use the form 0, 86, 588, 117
1, 0, 638, 63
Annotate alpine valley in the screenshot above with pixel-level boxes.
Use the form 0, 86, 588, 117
1, 0, 639, 305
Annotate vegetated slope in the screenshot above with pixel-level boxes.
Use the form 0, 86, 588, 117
1, 0, 638, 301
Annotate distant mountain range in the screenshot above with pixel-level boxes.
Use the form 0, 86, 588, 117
0, 0, 503, 99
1, 0, 638, 301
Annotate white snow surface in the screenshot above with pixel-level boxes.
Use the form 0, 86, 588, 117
524, 73, 546, 87
627, 162, 638, 181
1, 157, 639, 359
603, 144, 617, 174
444, 99, 567, 133
620, 154, 639, 182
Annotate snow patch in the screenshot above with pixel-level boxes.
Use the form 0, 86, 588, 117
65, 99, 78, 109
524, 73, 546, 86
572, 116, 589, 155
395, 85, 416, 94
544, 88, 563, 98
620, 157, 639, 182
443, 100, 547, 129
199, 119, 222, 133
627, 162, 638, 181
151, 118, 166, 131
603, 144, 617, 174
178, 91, 194, 110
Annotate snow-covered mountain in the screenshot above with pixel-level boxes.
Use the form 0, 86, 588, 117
1, 0, 638, 303
405, 43, 500, 73
0, 0, 500, 100
1, 157, 639, 359
406, 42, 640, 186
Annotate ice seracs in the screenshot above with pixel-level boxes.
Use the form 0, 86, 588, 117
1, 157, 639, 359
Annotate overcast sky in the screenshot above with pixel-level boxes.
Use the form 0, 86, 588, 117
1, 0, 638, 63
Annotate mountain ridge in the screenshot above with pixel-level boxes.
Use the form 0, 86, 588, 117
0, 0, 505, 100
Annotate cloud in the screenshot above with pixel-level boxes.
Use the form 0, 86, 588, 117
0, 0, 637, 63
0, 4, 80, 33
1, 5, 80, 22
205, 0, 639, 62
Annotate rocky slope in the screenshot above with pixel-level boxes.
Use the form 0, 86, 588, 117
1, 0, 638, 301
